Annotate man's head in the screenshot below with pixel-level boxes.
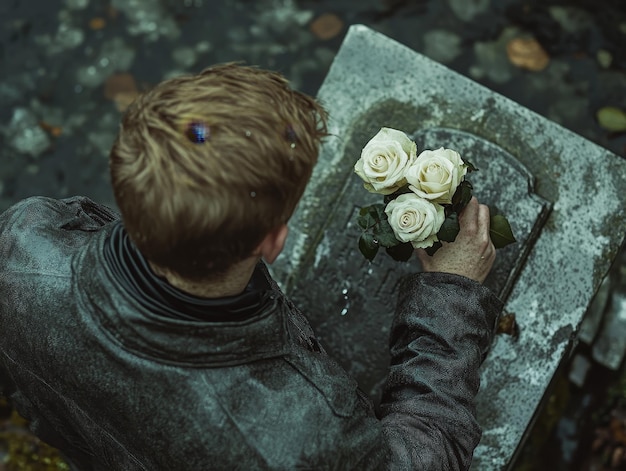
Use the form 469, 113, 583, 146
109, 63, 328, 281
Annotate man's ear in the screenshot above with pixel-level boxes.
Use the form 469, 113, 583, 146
256, 224, 288, 264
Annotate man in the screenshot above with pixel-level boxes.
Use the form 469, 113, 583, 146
0, 63, 501, 470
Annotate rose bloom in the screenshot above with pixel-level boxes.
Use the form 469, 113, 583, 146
354, 127, 417, 195
405, 147, 467, 204
384, 193, 445, 249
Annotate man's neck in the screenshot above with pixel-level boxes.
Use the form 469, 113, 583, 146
148, 257, 259, 299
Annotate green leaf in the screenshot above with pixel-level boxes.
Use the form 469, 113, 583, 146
424, 241, 442, 256
358, 232, 379, 261
372, 218, 400, 247
451, 180, 473, 211
374, 229, 400, 247
356, 213, 375, 230
490, 214, 516, 248
357, 204, 385, 230
386, 242, 414, 261
597, 106, 626, 132
368, 204, 386, 222
438, 213, 460, 242
464, 159, 479, 173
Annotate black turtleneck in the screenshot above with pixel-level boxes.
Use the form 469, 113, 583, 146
103, 222, 271, 322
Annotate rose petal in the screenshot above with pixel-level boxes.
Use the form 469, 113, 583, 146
373, 128, 417, 156
405, 148, 466, 204
385, 194, 445, 244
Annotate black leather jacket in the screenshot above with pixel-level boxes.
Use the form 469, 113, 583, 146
0, 196, 502, 470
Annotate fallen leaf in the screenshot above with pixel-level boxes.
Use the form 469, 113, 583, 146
104, 73, 139, 112
506, 37, 550, 71
309, 13, 343, 40
597, 106, 626, 132
113, 91, 139, 112
38, 121, 63, 137
89, 17, 106, 30
496, 312, 518, 338
104, 73, 137, 99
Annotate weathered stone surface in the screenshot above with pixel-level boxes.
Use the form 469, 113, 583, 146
75, 38, 136, 88
271, 25, 626, 469
111, 0, 181, 42
276, 121, 550, 404
2, 108, 51, 158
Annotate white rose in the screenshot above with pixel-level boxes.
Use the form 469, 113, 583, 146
405, 147, 467, 204
384, 193, 445, 249
354, 127, 417, 195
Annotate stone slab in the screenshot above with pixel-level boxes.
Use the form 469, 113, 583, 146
271, 25, 626, 470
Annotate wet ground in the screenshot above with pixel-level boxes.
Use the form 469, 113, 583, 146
1, 0, 625, 469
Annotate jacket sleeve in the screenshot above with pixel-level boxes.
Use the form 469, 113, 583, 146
0, 196, 120, 461
378, 272, 502, 471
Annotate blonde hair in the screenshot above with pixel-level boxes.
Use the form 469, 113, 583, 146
109, 63, 328, 280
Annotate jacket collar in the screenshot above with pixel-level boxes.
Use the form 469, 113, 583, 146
74, 225, 292, 367
102, 221, 270, 323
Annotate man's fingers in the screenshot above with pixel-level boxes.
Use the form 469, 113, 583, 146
477, 203, 491, 242
459, 197, 479, 234
461, 197, 478, 219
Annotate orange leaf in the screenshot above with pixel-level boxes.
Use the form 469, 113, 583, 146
104, 73, 139, 112
89, 17, 107, 30
506, 37, 550, 71
38, 121, 63, 137
309, 13, 343, 40
113, 91, 139, 112
104, 73, 137, 99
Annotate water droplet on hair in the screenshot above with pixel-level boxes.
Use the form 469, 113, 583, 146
250, 191, 257, 198
290, 143, 296, 149
245, 130, 252, 137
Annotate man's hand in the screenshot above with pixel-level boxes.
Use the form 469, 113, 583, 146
416, 197, 495, 283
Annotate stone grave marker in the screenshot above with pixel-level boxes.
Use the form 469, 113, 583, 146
271, 25, 626, 470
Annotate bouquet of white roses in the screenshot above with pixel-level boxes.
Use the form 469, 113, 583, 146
354, 127, 515, 262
